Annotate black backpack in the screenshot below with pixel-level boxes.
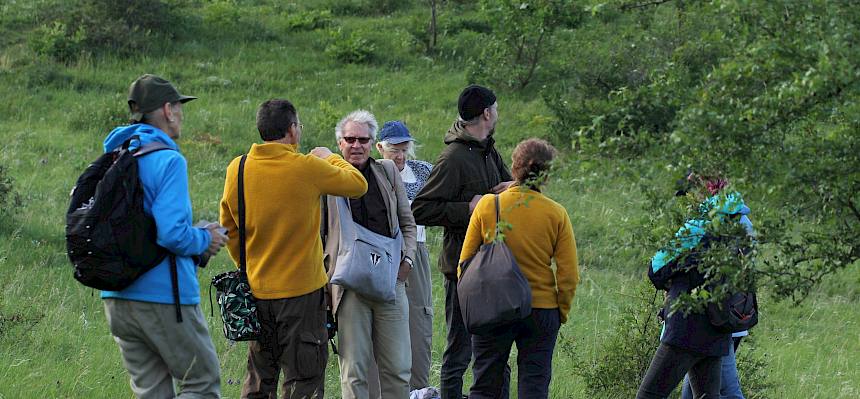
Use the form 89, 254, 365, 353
66, 137, 184, 321
707, 290, 758, 333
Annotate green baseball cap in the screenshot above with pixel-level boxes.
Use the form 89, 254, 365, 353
128, 74, 197, 122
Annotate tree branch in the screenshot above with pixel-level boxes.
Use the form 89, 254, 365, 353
620, 0, 674, 11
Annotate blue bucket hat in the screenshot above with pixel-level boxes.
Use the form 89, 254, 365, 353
378, 120, 414, 144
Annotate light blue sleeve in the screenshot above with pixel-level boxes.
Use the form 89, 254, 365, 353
150, 155, 211, 256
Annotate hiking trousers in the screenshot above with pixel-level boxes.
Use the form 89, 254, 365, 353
104, 299, 221, 399
368, 242, 434, 397
338, 281, 411, 399
241, 288, 328, 399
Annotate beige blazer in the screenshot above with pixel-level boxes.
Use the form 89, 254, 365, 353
323, 158, 417, 314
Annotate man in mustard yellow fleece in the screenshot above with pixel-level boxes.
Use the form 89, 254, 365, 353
219, 99, 368, 399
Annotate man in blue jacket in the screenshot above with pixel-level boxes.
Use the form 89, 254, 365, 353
101, 74, 228, 398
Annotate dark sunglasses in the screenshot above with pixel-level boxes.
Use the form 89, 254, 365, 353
342, 136, 371, 144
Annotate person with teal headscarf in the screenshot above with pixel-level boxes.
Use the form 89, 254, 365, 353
637, 174, 754, 399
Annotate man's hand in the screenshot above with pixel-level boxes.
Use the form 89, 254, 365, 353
469, 194, 483, 214
205, 223, 228, 257
397, 260, 411, 282
491, 180, 514, 194
310, 147, 333, 159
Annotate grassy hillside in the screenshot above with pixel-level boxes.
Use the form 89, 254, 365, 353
1, 1, 858, 398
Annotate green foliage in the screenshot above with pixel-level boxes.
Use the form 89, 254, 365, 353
735, 337, 776, 399
325, 28, 376, 64
0, 165, 21, 222
324, 0, 414, 16
27, 0, 185, 61
281, 9, 334, 32
668, 0, 860, 302
468, 0, 582, 90
541, 1, 731, 151
29, 21, 86, 63
575, 281, 662, 398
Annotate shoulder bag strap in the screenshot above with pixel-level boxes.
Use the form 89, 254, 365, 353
238, 155, 248, 276
320, 195, 329, 246
494, 194, 502, 241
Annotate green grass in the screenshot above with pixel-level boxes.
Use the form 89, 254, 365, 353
1, 2, 859, 398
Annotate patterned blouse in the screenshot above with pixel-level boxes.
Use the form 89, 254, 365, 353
403, 159, 433, 201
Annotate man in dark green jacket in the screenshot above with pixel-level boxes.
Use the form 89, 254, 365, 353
412, 84, 513, 399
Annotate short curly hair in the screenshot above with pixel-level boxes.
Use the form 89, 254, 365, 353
511, 138, 558, 187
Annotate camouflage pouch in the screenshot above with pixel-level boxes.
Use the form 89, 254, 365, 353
212, 270, 260, 341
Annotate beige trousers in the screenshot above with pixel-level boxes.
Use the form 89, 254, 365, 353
104, 299, 221, 399
338, 281, 411, 399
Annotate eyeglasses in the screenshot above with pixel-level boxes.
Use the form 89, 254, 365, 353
292, 122, 304, 130
341, 136, 372, 144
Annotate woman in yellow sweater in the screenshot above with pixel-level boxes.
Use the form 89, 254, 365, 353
459, 138, 579, 399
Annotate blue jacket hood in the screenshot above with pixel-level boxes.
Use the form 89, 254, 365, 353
103, 123, 178, 153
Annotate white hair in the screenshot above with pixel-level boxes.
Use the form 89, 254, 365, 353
378, 140, 416, 159
336, 109, 378, 142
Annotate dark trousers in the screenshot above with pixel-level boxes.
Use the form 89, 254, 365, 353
441, 278, 510, 399
469, 309, 560, 399
242, 288, 328, 399
636, 343, 722, 399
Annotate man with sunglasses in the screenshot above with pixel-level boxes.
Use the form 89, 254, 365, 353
323, 110, 417, 399
412, 84, 514, 399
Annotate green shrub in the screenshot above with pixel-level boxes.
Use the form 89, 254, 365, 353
28, 0, 186, 61
735, 336, 776, 399
324, 0, 414, 16
29, 21, 86, 63
467, 0, 582, 90
325, 28, 376, 64
575, 281, 663, 398
201, 0, 244, 33
280, 9, 334, 32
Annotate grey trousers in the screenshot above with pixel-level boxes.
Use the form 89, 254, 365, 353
104, 299, 221, 399
338, 282, 411, 399
407, 242, 434, 389
369, 242, 434, 396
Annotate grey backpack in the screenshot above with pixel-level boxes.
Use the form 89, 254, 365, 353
457, 195, 533, 335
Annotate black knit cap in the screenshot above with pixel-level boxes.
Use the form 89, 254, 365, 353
128, 74, 197, 122
457, 84, 496, 121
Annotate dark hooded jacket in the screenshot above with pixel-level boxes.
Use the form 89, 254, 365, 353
411, 120, 512, 279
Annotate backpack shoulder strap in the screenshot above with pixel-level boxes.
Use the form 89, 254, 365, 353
133, 142, 173, 157
494, 194, 502, 241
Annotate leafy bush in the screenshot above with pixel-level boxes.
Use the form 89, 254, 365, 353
468, 0, 582, 90
29, 21, 86, 63
324, 0, 414, 16
325, 28, 376, 64
28, 0, 186, 61
281, 9, 334, 32
735, 336, 776, 399
575, 281, 662, 398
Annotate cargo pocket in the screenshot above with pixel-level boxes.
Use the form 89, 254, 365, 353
295, 331, 325, 379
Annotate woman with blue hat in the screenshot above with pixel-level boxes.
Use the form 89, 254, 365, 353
376, 120, 435, 392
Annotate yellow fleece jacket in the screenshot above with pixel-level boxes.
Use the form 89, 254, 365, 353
459, 186, 580, 323
219, 143, 367, 299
